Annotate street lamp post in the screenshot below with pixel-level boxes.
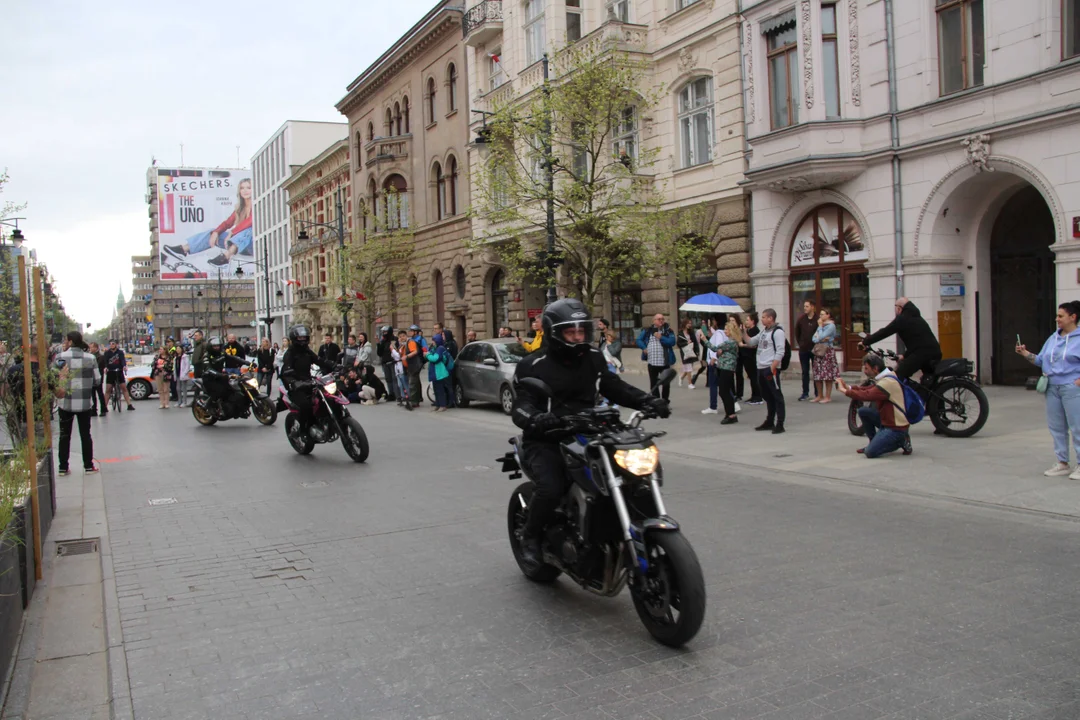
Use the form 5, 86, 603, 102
236, 256, 284, 343
295, 189, 349, 341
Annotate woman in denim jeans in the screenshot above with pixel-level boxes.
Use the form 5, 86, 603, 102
1016, 301, 1080, 479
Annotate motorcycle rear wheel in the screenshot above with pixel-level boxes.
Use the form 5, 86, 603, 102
928, 378, 989, 438
507, 482, 561, 583
342, 417, 370, 463
285, 414, 314, 455
253, 397, 278, 426
630, 531, 706, 648
192, 400, 217, 426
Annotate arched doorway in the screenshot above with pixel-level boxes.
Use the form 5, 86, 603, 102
788, 204, 869, 370
991, 186, 1055, 385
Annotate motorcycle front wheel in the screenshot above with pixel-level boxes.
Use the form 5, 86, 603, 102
191, 399, 217, 426
928, 378, 989, 438
284, 414, 314, 455
847, 398, 867, 436
630, 531, 706, 648
253, 397, 278, 426
342, 417, 369, 463
507, 482, 561, 583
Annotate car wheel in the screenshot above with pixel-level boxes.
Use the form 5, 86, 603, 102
128, 379, 152, 401
454, 382, 470, 408
500, 384, 514, 416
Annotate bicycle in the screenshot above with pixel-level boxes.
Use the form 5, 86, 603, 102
110, 381, 123, 413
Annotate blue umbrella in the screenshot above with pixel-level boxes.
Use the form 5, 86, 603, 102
678, 293, 744, 313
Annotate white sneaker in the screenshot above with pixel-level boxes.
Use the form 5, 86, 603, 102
688, 384, 696, 390
1070, 468, 1080, 481
734, 402, 742, 413
1044, 462, 1072, 477
678, 378, 683, 387
701, 408, 719, 415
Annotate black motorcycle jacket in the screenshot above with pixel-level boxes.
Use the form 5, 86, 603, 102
863, 301, 941, 355
280, 345, 334, 389
512, 347, 652, 441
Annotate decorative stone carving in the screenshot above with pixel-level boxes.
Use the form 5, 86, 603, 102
678, 46, 697, 74
744, 21, 755, 124
801, 0, 813, 109
961, 134, 994, 173
849, 0, 861, 107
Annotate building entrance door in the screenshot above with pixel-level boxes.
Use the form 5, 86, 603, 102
991, 186, 1055, 385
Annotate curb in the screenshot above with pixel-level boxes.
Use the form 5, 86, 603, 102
99, 500, 133, 720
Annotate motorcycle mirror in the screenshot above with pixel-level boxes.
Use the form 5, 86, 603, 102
519, 377, 553, 398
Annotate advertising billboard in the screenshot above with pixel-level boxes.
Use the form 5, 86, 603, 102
157, 168, 252, 280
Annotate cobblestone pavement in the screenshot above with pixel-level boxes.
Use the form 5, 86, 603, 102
91, 400, 1080, 720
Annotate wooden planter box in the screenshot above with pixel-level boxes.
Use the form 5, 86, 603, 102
0, 522, 25, 687
13, 500, 34, 609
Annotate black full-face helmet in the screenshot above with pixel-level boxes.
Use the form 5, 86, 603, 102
380, 325, 392, 337
289, 325, 311, 347
541, 298, 594, 362
208, 336, 223, 352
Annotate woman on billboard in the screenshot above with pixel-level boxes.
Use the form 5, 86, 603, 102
163, 178, 254, 267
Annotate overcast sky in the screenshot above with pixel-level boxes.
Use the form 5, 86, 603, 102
0, 0, 435, 331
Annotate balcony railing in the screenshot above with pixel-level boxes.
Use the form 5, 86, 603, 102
295, 287, 324, 304
463, 0, 502, 46
364, 134, 411, 168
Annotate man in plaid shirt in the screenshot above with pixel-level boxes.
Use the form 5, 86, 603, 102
55, 331, 100, 475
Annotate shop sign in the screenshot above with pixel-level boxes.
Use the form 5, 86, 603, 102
822, 277, 841, 290
792, 279, 816, 292
940, 285, 965, 297
939, 273, 964, 285
527, 308, 543, 320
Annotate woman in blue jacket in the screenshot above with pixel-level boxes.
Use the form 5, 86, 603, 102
426, 333, 453, 412
1017, 300, 1080, 479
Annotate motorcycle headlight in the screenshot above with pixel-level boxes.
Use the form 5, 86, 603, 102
324, 382, 338, 395
244, 378, 259, 389
613, 446, 659, 476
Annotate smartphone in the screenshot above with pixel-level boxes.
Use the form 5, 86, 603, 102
1016, 334, 1022, 347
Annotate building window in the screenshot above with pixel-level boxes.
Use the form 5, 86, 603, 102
822, 3, 840, 118
1067, 0, 1080, 59
455, 265, 467, 298
385, 108, 393, 135
403, 97, 410, 133
434, 162, 446, 220
525, 0, 546, 65
676, 0, 699, 9
448, 64, 458, 113
394, 102, 403, 135
571, 121, 589, 179
678, 78, 713, 168
613, 106, 638, 167
937, 0, 984, 96
447, 156, 459, 216
609, 0, 629, 22
766, 16, 799, 129
491, 270, 509, 330
367, 122, 374, 141
566, 0, 582, 43
427, 78, 437, 124
489, 49, 505, 91
383, 175, 409, 230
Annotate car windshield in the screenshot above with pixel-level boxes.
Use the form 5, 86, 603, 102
496, 343, 528, 363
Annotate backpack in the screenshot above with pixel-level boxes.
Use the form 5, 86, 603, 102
443, 347, 454, 372
872, 376, 926, 424
411, 339, 427, 368
769, 326, 793, 371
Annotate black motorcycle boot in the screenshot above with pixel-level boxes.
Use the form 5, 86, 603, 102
521, 535, 543, 567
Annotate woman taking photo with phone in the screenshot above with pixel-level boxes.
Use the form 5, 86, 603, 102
1016, 300, 1080, 479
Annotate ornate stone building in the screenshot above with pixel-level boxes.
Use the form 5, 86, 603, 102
283, 139, 352, 335
336, 1, 478, 341
462, 0, 750, 344
742, 0, 1080, 381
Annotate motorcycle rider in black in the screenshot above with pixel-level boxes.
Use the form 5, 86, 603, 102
200, 337, 248, 417
280, 325, 335, 438
859, 297, 943, 380
512, 299, 671, 567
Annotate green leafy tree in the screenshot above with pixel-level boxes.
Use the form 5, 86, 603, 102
0, 171, 25, 345
468, 40, 711, 311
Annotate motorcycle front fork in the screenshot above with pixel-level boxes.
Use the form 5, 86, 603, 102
596, 452, 666, 576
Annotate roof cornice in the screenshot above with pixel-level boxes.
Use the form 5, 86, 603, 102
336, 10, 461, 118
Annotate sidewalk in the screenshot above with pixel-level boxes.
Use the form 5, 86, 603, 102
2, 460, 130, 720
634, 375, 1080, 518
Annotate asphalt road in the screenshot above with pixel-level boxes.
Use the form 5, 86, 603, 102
91, 399, 1080, 720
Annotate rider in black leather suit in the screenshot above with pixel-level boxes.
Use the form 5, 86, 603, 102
280, 325, 335, 438
512, 298, 670, 566
201, 337, 248, 417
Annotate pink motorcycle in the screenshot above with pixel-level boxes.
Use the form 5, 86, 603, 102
279, 372, 370, 462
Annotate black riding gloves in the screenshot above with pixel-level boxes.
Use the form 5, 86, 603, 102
642, 397, 672, 418
529, 412, 564, 432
